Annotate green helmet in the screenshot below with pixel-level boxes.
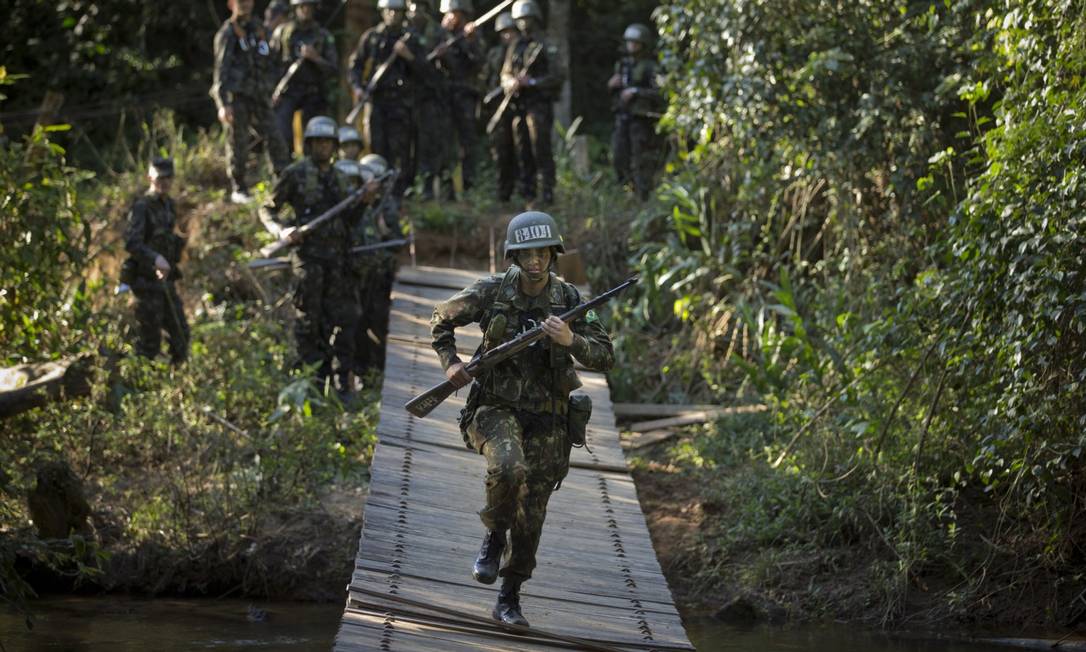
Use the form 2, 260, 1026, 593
623, 23, 653, 45
334, 159, 362, 179
440, 0, 472, 13
378, 0, 407, 9
360, 153, 389, 176
494, 12, 514, 32
504, 211, 564, 258
338, 125, 363, 146
511, 0, 541, 21
303, 116, 337, 141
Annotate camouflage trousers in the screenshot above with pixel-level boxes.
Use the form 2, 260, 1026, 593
489, 111, 535, 202
349, 253, 396, 374
366, 97, 415, 199
448, 88, 480, 190
612, 115, 660, 201
414, 92, 451, 196
274, 89, 328, 156
511, 102, 555, 200
132, 282, 189, 364
468, 405, 571, 581
227, 94, 290, 193
293, 256, 359, 385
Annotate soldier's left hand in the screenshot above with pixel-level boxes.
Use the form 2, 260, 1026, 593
620, 88, 637, 104
464, 22, 477, 38
300, 43, 320, 62
393, 40, 415, 62
542, 316, 574, 347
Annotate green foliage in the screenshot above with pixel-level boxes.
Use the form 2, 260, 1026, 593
598, 0, 1086, 626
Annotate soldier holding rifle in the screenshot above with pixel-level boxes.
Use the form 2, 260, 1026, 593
260, 117, 378, 394
427, 212, 617, 626
269, 0, 338, 153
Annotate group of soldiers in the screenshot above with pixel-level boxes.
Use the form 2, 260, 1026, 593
121, 0, 658, 628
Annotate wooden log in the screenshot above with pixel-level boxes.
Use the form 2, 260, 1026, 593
626, 404, 767, 433
0, 357, 93, 418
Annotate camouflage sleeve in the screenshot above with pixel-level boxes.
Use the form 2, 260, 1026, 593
318, 30, 339, 77
565, 286, 615, 372
259, 169, 295, 237
530, 42, 565, 94
430, 278, 498, 371
210, 26, 233, 110
348, 33, 368, 92
123, 199, 159, 265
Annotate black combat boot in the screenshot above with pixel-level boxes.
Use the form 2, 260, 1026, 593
492, 577, 529, 627
472, 529, 505, 584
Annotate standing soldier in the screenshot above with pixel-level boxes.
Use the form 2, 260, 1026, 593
264, 0, 290, 34
501, 0, 563, 206
122, 157, 190, 364
270, 0, 338, 154
338, 124, 364, 161
432, 0, 483, 195
212, 0, 291, 205
481, 12, 532, 203
430, 211, 615, 626
355, 153, 401, 371
349, 0, 428, 204
260, 117, 357, 393
407, 0, 451, 200
608, 23, 663, 201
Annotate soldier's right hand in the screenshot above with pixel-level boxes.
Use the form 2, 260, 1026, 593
352, 87, 365, 103
281, 226, 301, 244
607, 73, 623, 91
445, 361, 473, 389
218, 106, 235, 125
154, 254, 171, 280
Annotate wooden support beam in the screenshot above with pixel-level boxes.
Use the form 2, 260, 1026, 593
626, 404, 768, 433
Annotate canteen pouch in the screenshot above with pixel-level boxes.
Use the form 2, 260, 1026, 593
567, 392, 592, 450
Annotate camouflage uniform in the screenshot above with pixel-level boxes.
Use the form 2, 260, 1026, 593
262, 158, 357, 384
410, 18, 452, 198
122, 190, 189, 363
348, 183, 399, 374
501, 33, 563, 203
212, 15, 291, 195
430, 266, 614, 580
482, 41, 534, 201
432, 26, 484, 191
349, 23, 429, 200
270, 19, 338, 151
612, 54, 663, 201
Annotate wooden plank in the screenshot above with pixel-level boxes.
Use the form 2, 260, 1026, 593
627, 403, 768, 432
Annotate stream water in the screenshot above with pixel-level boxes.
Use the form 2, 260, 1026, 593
0, 596, 1030, 651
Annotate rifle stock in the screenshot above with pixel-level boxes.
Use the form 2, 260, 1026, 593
259, 186, 366, 258
403, 275, 639, 419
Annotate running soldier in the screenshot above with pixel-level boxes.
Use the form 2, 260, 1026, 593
432, 0, 484, 195
608, 23, 663, 201
501, 0, 563, 205
122, 157, 190, 364
270, 0, 338, 154
430, 212, 615, 626
212, 0, 291, 205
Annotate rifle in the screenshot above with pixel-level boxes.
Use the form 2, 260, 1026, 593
404, 275, 639, 419
271, 59, 303, 105
350, 238, 408, 254
425, 0, 515, 63
485, 42, 543, 135
259, 186, 368, 258
346, 33, 412, 124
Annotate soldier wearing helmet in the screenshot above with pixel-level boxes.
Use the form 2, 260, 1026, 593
481, 12, 534, 202
338, 124, 364, 160
501, 0, 565, 205
348, 0, 430, 203
429, 0, 484, 196
430, 211, 615, 627
408, 0, 454, 200
269, 0, 338, 154
211, 0, 291, 205
260, 116, 360, 394
608, 22, 664, 200
122, 157, 190, 364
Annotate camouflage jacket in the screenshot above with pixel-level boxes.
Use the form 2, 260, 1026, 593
269, 19, 338, 96
431, 267, 614, 413
210, 16, 275, 109
481, 43, 507, 97
432, 27, 484, 94
348, 23, 430, 102
261, 158, 353, 260
501, 32, 564, 108
124, 190, 184, 283
612, 54, 663, 117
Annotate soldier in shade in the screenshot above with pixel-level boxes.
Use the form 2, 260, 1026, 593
431, 0, 484, 196
430, 212, 615, 626
269, 0, 338, 153
122, 157, 189, 364
608, 23, 664, 200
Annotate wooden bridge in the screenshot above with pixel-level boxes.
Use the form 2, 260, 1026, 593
335, 266, 695, 652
